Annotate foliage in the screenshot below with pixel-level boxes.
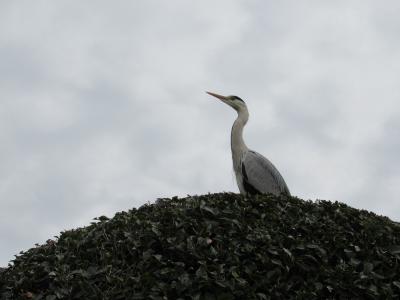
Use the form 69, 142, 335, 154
1, 193, 400, 299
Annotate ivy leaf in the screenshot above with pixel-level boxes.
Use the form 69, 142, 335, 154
1, 193, 399, 299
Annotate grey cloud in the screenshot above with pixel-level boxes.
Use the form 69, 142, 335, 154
1, 1, 400, 267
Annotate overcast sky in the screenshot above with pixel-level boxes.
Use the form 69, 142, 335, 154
1, 1, 400, 266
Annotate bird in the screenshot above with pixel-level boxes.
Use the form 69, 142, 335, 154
207, 91, 290, 196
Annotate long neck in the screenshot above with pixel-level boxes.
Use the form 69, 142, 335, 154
231, 108, 249, 169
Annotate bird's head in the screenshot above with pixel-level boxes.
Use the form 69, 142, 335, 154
206, 91, 247, 112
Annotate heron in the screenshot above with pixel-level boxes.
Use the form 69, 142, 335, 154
207, 91, 290, 196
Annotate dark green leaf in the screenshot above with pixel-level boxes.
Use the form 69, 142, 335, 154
1, 193, 399, 299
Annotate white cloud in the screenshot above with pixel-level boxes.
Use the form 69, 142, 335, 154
1, 1, 400, 266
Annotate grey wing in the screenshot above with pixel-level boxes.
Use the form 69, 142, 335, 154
241, 150, 290, 196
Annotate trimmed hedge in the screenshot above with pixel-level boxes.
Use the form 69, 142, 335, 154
1, 193, 400, 299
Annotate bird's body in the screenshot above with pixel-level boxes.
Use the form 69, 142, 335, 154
207, 92, 290, 196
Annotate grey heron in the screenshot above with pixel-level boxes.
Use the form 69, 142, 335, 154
207, 91, 290, 196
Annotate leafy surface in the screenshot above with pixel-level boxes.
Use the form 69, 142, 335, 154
1, 193, 400, 299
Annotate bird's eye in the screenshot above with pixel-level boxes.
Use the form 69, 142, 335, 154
232, 96, 244, 102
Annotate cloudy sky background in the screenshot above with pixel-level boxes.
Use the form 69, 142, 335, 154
1, 1, 400, 266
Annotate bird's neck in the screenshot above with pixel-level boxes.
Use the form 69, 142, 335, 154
231, 108, 249, 168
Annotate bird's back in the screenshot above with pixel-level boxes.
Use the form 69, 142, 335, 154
241, 150, 290, 196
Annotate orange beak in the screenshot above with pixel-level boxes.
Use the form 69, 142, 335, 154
206, 91, 228, 101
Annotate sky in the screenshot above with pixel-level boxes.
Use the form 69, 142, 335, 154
1, 1, 400, 266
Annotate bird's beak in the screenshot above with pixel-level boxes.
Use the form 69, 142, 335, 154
206, 91, 228, 102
